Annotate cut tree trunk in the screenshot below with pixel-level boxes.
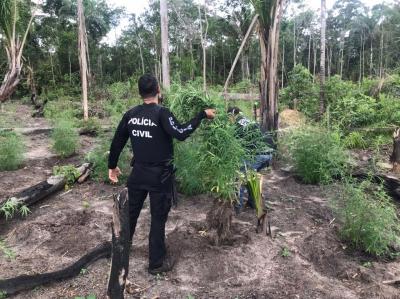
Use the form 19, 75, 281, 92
391, 128, 400, 174
0, 163, 91, 216
206, 199, 234, 246
107, 188, 131, 299
0, 241, 111, 296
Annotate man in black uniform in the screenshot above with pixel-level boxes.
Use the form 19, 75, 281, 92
108, 74, 215, 275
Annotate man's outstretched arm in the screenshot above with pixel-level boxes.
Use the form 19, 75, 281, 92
108, 113, 129, 183
159, 107, 215, 141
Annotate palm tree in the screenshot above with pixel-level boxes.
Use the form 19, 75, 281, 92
250, 0, 284, 132
0, 0, 35, 102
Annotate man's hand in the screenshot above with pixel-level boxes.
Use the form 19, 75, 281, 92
109, 167, 121, 184
204, 109, 216, 119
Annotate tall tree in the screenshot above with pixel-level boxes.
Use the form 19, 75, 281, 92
251, 0, 284, 131
160, 0, 170, 89
198, 4, 209, 92
0, 0, 35, 102
319, 0, 326, 117
77, 0, 89, 120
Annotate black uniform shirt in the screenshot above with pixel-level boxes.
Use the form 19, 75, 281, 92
108, 103, 206, 169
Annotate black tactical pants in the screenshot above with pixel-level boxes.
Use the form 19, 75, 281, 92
127, 187, 172, 270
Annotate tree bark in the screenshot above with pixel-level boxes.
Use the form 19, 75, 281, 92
0, 3, 35, 102
259, 0, 284, 132
160, 0, 170, 89
319, 0, 326, 118
77, 0, 89, 121
391, 128, 400, 174
107, 188, 131, 299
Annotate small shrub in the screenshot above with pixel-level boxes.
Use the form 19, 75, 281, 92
0, 131, 24, 171
280, 126, 349, 184
0, 198, 30, 220
335, 180, 400, 256
86, 135, 132, 185
343, 132, 367, 149
44, 96, 80, 121
53, 165, 81, 188
79, 117, 101, 136
52, 119, 79, 158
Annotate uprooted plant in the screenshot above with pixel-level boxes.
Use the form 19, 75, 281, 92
168, 86, 263, 245
0, 197, 30, 220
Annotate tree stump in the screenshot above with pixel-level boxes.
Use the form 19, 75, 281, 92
107, 188, 131, 299
391, 128, 400, 174
206, 199, 233, 246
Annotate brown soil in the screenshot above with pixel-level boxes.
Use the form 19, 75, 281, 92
0, 104, 399, 299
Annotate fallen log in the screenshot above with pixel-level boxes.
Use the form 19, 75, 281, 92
0, 163, 91, 217
0, 241, 111, 296
219, 93, 260, 101
107, 188, 131, 299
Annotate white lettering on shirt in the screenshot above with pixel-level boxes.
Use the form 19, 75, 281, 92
168, 117, 192, 133
132, 129, 153, 138
128, 117, 157, 127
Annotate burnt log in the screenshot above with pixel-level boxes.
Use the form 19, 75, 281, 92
0, 163, 91, 217
0, 241, 111, 296
107, 188, 131, 299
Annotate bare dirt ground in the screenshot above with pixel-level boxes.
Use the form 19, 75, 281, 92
1, 104, 399, 299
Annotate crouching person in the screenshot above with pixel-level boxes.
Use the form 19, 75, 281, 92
227, 107, 274, 213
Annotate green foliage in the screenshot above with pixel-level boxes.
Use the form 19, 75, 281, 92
246, 171, 263, 218
280, 64, 318, 117
280, 126, 349, 184
0, 198, 30, 220
74, 295, 96, 299
0, 290, 6, 299
335, 180, 400, 256
230, 79, 255, 93
78, 117, 101, 136
0, 239, 15, 260
375, 94, 400, 126
53, 165, 80, 188
168, 88, 245, 201
280, 246, 291, 258
343, 132, 367, 149
44, 96, 81, 121
86, 135, 132, 185
167, 85, 214, 121
51, 119, 79, 158
328, 93, 377, 130
0, 131, 24, 171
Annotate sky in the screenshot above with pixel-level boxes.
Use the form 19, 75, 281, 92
104, 0, 391, 44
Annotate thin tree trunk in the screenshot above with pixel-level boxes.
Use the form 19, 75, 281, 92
68, 49, 72, 85
189, 38, 194, 80
160, 0, 170, 89
223, 14, 259, 94
50, 53, 56, 86
379, 28, 384, 78
370, 38, 373, 76
359, 32, 362, 84
139, 39, 145, 75
281, 40, 285, 88
77, 0, 89, 121
319, 0, 326, 118
313, 39, 316, 82
198, 5, 209, 92
293, 18, 296, 67
307, 34, 311, 71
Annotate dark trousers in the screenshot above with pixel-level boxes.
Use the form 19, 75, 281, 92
127, 187, 172, 269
